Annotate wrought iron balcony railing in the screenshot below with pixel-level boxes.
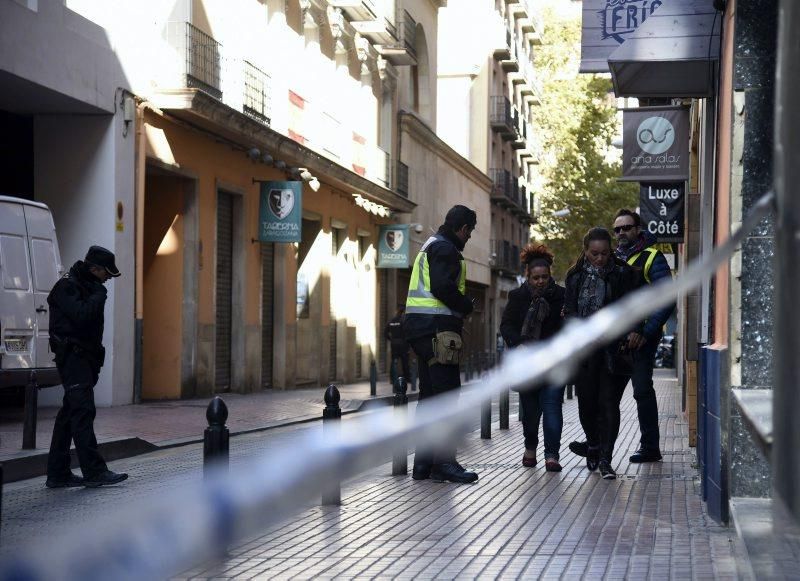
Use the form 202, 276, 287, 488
396, 160, 409, 198
490, 97, 515, 138
167, 22, 223, 100
242, 60, 271, 125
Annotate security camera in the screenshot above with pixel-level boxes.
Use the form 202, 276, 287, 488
309, 177, 321, 192
298, 168, 313, 181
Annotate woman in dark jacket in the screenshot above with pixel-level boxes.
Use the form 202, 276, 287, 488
500, 244, 566, 472
563, 227, 642, 480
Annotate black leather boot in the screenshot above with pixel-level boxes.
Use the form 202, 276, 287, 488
412, 453, 432, 480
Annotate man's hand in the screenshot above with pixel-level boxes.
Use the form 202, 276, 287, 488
627, 332, 645, 351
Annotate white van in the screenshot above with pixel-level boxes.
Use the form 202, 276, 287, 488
0, 195, 63, 389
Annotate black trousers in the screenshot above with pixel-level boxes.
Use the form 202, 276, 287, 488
389, 348, 410, 386
630, 336, 661, 451
409, 335, 461, 465
47, 350, 108, 479
575, 351, 627, 462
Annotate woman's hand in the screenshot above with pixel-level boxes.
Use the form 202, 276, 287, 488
627, 332, 645, 351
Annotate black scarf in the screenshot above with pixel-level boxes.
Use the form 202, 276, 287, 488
520, 278, 557, 341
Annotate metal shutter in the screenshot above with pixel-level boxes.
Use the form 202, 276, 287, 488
261, 242, 274, 388
215, 192, 233, 392
378, 268, 388, 373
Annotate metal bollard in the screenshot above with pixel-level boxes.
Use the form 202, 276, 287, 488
481, 396, 491, 439
392, 377, 409, 476
22, 371, 38, 450
499, 388, 509, 430
203, 396, 229, 477
567, 384, 574, 399
322, 384, 342, 505
369, 360, 377, 397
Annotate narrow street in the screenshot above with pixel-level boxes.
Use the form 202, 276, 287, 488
0, 372, 746, 579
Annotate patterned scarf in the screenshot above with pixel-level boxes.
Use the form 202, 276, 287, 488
577, 261, 613, 317
520, 279, 555, 341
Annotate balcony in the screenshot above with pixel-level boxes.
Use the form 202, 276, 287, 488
490, 97, 515, 139
493, 26, 512, 61
500, 30, 520, 72
167, 22, 223, 99
489, 168, 512, 206
328, 0, 377, 21
524, 11, 544, 45
396, 160, 409, 198
353, 17, 398, 45
377, 10, 416, 66
242, 61, 271, 125
512, 120, 526, 150
490, 239, 520, 273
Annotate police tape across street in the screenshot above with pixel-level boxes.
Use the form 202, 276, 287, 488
0, 191, 775, 581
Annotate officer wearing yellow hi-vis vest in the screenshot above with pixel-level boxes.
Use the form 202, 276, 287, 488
612, 209, 675, 464
404, 205, 478, 484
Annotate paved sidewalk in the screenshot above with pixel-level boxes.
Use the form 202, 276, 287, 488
180, 370, 746, 580
0, 377, 412, 464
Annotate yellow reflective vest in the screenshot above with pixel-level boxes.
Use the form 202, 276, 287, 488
626, 247, 659, 284
406, 234, 467, 317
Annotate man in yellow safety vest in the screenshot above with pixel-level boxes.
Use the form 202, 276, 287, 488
611, 208, 675, 463
404, 205, 478, 484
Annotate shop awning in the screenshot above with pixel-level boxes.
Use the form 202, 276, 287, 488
608, 0, 721, 98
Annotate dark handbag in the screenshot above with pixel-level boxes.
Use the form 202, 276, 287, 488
605, 342, 634, 376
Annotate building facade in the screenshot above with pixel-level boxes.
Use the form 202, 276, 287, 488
437, 0, 542, 347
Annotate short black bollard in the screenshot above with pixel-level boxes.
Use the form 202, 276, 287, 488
480, 396, 491, 439
567, 384, 574, 399
392, 377, 409, 476
499, 388, 509, 430
22, 371, 38, 450
203, 396, 229, 477
322, 384, 342, 505
369, 360, 377, 397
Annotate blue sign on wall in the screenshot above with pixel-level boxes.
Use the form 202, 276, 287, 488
377, 224, 410, 268
259, 181, 302, 243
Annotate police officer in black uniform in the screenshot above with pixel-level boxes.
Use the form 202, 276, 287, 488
404, 205, 478, 484
45, 246, 129, 488
385, 304, 410, 386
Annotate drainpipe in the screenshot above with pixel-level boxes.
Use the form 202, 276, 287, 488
133, 100, 163, 404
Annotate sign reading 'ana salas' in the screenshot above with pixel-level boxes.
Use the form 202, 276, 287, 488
377, 224, 410, 268
259, 181, 302, 243
639, 182, 685, 243
621, 106, 689, 182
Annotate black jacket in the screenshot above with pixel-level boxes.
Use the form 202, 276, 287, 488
563, 257, 643, 334
403, 227, 474, 340
615, 232, 675, 339
500, 280, 565, 348
48, 261, 107, 368
385, 314, 407, 351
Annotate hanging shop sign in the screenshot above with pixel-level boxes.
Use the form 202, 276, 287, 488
621, 106, 689, 182
377, 224, 410, 268
579, 0, 664, 73
639, 182, 685, 243
258, 181, 302, 243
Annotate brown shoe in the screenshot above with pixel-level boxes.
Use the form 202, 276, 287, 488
545, 458, 562, 472
522, 452, 537, 467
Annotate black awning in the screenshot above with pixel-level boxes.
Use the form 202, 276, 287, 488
608, 0, 721, 98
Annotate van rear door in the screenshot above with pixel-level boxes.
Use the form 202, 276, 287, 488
0, 200, 35, 370
24, 204, 61, 368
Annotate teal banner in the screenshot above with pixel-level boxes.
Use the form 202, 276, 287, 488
377, 224, 410, 268
259, 181, 302, 243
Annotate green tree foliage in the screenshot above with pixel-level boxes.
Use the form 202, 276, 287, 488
531, 4, 638, 279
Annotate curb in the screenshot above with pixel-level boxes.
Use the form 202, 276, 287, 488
0, 390, 419, 484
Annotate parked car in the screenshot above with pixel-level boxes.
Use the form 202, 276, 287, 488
654, 334, 675, 369
0, 195, 63, 390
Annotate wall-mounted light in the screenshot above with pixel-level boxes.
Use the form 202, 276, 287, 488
261, 153, 274, 165
409, 223, 424, 234
247, 147, 261, 161
274, 160, 287, 170
309, 177, 321, 192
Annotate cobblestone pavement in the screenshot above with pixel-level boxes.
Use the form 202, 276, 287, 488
0, 378, 407, 460
0, 372, 747, 579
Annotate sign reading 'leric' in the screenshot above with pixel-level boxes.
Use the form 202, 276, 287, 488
258, 181, 303, 243
639, 182, 685, 243
621, 106, 690, 182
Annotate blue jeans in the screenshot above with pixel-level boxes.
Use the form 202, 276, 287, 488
519, 385, 564, 459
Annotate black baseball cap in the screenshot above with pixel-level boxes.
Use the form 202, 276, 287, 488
85, 245, 121, 277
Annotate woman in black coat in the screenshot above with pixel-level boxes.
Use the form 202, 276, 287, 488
563, 227, 642, 480
500, 244, 566, 472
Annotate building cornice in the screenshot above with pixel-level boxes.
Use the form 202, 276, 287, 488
399, 110, 492, 193
151, 89, 416, 213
